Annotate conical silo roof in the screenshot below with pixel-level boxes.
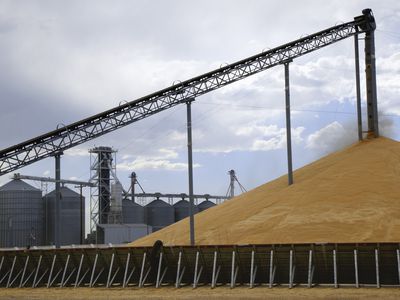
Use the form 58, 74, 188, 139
0, 179, 40, 191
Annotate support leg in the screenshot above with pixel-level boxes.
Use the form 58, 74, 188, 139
354, 34, 363, 141
186, 98, 196, 245
284, 61, 293, 185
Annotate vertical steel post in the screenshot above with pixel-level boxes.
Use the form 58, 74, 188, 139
186, 98, 195, 245
90, 253, 98, 287
211, 251, 217, 289
269, 249, 274, 288
230, 251, 235, 288
333, 249, 338, 288
60, 254, 70, 288
397, 249, 400, 285
106, 253, 115, 288
156, 252, 163, 288
130, 172, 137, 203
6, 256, 16, 288
55, 153, 62, 248
193, 251, 200, 289
19, 256, 29, 288
307, 249, 313, 288
75, 254, 84, 288
284, 61, 293, 185
32, 255, 42, 288
47, 254, 57, 288
375, 249, 380, 288
123, 252, 131, 288
363, 10, 379, 137
354, 249, 359, 288
289, 249, 293, 289
354, 34, 363, 141
79, 185, 84, 244
229, 170, 235, 198
250, 250, 255, 288
175, 251, 182, 288
139, 252, 146, 288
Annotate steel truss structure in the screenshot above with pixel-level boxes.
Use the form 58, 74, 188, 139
0, 9, 378, 176
0, 243, 399, 288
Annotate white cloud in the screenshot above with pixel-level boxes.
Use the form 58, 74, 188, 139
116, 148, 199, 171
252, 127, 305, 151
117, 159, 200, 171
306, 121, 357, 153
43, 170, 50, 176
64, 148, 90, 157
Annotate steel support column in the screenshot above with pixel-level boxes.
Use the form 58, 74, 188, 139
284, 61, 293, 185
186, 98, 195, 246
365, 33, 379, 137
354, 34, 363, 141
55, 153, 62, 248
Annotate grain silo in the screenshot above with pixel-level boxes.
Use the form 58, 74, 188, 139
173, 199, 199, 222
44, 186, 83, 246
197, 200, 216, 212
145, 199, 174, 232
122, 199, 145, 224
0, 179, 44, 248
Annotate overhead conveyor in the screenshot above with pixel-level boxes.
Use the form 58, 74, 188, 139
0, 9, 378, 176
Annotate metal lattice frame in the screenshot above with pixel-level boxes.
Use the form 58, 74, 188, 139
89, 148, 117, 234
0, 242, 399, 288
0, 11, 376, 176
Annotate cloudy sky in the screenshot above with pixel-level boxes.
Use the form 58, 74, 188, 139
1, 0, 399, 210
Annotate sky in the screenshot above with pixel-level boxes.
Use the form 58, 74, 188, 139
0, 0, 400, 227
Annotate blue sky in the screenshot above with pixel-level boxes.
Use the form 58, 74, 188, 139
0, 0, 400, 226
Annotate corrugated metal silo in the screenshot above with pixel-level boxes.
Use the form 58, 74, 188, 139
44, 186, 83, 246
145, 199, 174, 232
0, 179, 44, 248
173, 200, 199, 222
197, 200, 216, 212
122, 199, 145, 224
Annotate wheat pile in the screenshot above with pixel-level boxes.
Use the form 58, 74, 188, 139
131, 137, 400, 246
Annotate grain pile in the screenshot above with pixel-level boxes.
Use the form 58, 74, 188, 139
131, 137, 400, 246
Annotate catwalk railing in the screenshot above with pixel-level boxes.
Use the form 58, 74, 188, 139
0, 242, 399, 288
0, 10, 377, 176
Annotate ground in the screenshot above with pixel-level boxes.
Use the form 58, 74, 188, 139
1, 287, 400, 299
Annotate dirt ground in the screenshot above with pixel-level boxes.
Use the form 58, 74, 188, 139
1, 286, 400, 300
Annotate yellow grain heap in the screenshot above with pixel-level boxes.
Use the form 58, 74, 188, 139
131, 137, 400, 246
